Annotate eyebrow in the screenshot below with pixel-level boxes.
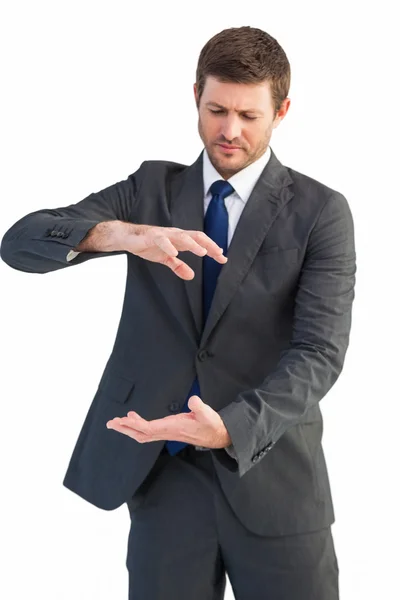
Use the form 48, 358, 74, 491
205, 101, 264, 115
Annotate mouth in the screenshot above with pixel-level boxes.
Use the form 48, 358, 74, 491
217, 144, 242, 153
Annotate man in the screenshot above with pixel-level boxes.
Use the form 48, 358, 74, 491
0, 25, 356, 600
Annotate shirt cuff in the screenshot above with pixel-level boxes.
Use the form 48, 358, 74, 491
66, 250, 81, 261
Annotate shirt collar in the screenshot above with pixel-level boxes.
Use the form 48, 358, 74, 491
203, 145, 271, 203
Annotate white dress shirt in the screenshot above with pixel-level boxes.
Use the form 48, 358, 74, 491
66, 146, 272, 460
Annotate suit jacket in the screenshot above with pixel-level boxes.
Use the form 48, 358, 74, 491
0, 147, 356, 536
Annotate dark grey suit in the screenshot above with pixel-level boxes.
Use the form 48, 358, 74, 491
0, 147, 356, 598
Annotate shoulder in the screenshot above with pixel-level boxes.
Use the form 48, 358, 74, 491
285, 165, 351, 218
126, 158, 190, 193
134, 158, 189, 178
287, 166, 342, 200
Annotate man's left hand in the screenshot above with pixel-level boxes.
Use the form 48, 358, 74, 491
105, 395, 232, 449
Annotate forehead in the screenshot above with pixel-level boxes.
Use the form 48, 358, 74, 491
202, 75, 271, 113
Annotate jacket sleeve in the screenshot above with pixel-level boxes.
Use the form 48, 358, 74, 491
224, 445, 238, 460
0, 162, 147, 274
217, 191, 357, 478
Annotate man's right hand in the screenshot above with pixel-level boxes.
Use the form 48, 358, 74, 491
122, 224, 228, 280
74, 221, 227, 280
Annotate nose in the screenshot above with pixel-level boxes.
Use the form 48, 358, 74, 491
220, 115, 242, 143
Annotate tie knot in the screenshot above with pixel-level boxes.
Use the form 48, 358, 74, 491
209, 179, 235, 200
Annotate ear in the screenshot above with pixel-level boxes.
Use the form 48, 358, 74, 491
193, 83, 199, 108
273, 97, 291, 129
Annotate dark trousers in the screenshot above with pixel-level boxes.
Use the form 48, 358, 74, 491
125, 446, 339, 599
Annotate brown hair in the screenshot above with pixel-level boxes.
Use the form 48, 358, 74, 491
195, 26, 291, 118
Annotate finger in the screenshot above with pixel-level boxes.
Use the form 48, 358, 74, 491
162, 255, 196, 280
156, 230, 228, 271
123, 414, 186, 445
171, 230, 228, 264
187, 231, 228, 263
106, 419, 152, 443
106, 420, 151, 442
154, 232, 207, 260
122, 412, 193, 442
153, 235, 180, 257
169, 231, 208, 257
120, 413, 151, 435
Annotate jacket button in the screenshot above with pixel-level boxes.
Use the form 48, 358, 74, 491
168, 402, 180, 412
56, 232, 64, 237
50, 231, 57, 236
198, 350, 209, 361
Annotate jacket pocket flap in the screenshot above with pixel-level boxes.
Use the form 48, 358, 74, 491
98, 371, 136, 404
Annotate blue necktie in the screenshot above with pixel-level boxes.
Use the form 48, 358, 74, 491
165, 180, 235, 455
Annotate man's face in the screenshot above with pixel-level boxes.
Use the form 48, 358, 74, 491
195, 76, 290, 179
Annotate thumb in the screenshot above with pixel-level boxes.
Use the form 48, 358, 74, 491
187, 395, 215, 421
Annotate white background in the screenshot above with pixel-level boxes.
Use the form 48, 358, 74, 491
0, 1, 398, 598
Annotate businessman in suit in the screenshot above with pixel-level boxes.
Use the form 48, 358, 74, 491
1, 26, 356, 600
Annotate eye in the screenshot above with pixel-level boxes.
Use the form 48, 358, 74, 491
209, 110, 257, 120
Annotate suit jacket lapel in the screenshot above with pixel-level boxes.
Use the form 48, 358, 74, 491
169, 150, 205, 339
